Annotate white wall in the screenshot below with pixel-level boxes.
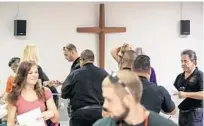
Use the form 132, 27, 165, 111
0, 2, 203, 118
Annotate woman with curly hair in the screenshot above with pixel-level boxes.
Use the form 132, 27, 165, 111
7, 61, 59, 126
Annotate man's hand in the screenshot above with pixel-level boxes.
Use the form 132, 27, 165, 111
44, 80, 62, 87
173, 91, 187, 99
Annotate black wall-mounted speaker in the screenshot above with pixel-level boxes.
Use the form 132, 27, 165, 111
180, 20, 190, 35
14, 20, 27, 36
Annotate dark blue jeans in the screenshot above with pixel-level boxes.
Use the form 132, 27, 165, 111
179, 108, 203, 126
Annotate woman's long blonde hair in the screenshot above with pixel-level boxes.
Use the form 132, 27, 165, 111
118, 43, 132, 57
21, 44, 39, 64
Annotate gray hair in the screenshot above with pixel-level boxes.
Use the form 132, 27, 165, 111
181, 49, 197, 65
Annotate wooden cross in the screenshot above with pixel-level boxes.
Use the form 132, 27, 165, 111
77, 4, 126, 68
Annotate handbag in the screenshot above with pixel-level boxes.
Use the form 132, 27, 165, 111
46, 119, 59, 126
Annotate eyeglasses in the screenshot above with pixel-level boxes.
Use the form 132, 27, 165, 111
109, 72, 131, 94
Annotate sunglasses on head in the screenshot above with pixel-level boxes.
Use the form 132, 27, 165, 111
63, 46, 72, 51
109, 72, 131, 94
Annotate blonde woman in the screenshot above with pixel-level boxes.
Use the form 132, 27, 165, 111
21, 44, 59, 108
21, 44, 49, 85
110, 43, 133, 69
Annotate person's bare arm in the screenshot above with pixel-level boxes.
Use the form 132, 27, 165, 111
110, 47, 121, 63
2, 92, 8, 101
173, 72, 203, 100
7, 103, 17, 126
42, 88, 60, 123
174, 91, 203, 100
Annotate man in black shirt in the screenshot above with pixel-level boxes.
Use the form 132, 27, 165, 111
63, 43, 80, 72
61, 49, 108, 126
62, 43, 81, 117
132, 55, 176, 115
173, 49, 203, 126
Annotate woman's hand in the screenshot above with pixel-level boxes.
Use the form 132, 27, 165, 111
41, 111, 54, 120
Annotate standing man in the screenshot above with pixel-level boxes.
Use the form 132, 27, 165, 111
173, 49, 203, 126
132, 55, 176, 114
62, 43, 81, 117
63, 43, 80, 72
135, 47, 157, 84
61, 49, 108, 126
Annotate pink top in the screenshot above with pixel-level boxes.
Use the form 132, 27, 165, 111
16, 87, 52, 115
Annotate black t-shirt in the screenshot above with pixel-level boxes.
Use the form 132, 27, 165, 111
173, 67, 203, 110
139, 76, 175, 113
119, 111, 177, 126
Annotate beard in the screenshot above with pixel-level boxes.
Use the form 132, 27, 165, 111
112, 105, 130, 122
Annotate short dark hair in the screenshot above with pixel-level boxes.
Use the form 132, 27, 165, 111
181, 49, 197, 65
63, 43, 77, 52
80, 49, 95, 62
8, 57, 20, 67
133, 55, 150, 72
